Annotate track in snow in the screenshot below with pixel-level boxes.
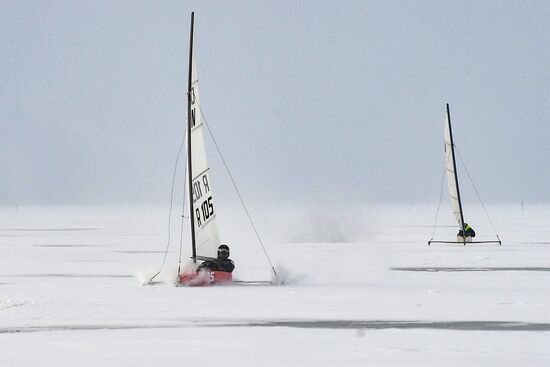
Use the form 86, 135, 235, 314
392, 267, 550, 272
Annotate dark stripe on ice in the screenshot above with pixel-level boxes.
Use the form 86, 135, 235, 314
112, 250, 170, 254
392, 267, 550, 272
217, 320, 550, 331
3, 228, 99, 232
0, 324, 182, 334
34, 244, 102, 248
2, 320, 550, 334
2, 274, 132, 278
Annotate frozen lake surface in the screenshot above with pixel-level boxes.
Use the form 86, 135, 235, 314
1, 205, 549, 366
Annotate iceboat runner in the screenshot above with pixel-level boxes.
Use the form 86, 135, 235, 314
177, 13, 278, 286
428, 104, 501, 246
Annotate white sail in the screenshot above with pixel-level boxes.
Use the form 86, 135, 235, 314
444, 111, 463, 228
189, 55, 221, 260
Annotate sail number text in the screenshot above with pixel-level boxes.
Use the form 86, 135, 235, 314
193, 173, 214, 228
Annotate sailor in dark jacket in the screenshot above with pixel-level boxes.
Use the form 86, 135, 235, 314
457, 223, 476, 238
197, 244, 235, 273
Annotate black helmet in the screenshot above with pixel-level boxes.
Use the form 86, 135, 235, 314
217, 244, 230, 259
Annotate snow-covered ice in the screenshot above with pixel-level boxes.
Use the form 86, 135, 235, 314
1, 204, 549, 366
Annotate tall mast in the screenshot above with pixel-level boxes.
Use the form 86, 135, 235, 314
187, 12, 197, 262
446, 103, 466, 234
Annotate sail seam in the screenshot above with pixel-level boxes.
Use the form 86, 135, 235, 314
192, 167, 210, 181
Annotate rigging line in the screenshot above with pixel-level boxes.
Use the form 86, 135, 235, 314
195, 101, 280, 282
177, 133, 189, 277
429, 166, 446, 245
151, 129, 187, 282
455, 147, 501, 244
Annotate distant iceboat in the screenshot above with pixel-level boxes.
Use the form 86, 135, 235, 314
428, 104, 501, 246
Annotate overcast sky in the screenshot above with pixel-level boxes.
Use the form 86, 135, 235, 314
1, 1, 549, 206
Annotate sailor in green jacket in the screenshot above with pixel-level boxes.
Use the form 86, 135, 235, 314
458, 223, 476, 238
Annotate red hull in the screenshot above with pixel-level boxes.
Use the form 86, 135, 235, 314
178, 270, 232, 286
